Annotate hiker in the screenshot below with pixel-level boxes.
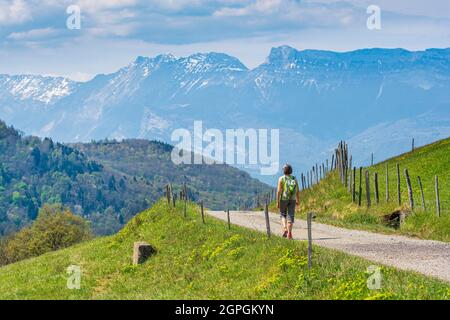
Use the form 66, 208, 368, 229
277, 164, 300, 240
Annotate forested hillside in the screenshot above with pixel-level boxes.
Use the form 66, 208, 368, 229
0, 120, 151, 236
73, 139, 270, 210
0, 120, 270, 236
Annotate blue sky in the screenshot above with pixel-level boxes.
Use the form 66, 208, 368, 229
1, 0, 450, 81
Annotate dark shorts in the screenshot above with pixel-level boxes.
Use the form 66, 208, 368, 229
280, 200, 296, 223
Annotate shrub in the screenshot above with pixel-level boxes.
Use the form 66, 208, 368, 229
1, 204, 92, 265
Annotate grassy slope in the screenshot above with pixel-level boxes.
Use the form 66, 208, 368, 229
287, 137, 450, 242
0, 201, 448, 300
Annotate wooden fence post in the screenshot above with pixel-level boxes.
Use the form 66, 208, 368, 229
337, 144, 341, 181
316, 163, 319, 184
352, 167, 356, 203
181, 189, 185, 201
307, 212, 313, 270
385, 163, 389, 203
412, 138, 415, 152
227, 209, 231, 230
371, 153, 374, 166
201, 200, 205, 224
307, 171, 310, 188
187, 184, 189, 201
166, 185, 170, 205
417, 176, 426, 211
264, 202, 271, 239
172, 192, 176, 207
344, 151, 348, 188
358, 167, 363, 206
396, 164, 401, 205
184, 197, 187, 218
404, 169, 414, 210
342, 142, 346, 184
435, 175, 441, 217
365, 170, 371, 208
306, 172, 309, 189
340, 143, 345, 184
348, 165, 352, 193
374, 172, 379, 205
348, 156, 352, 192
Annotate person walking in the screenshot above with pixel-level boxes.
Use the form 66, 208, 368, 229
277, 164, 300, 240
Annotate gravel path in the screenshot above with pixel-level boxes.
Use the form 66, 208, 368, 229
207, 210, 450, 283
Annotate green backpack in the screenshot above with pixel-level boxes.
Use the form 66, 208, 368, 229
282, 175, 297, 200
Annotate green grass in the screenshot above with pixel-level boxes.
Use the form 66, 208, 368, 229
0, 200, 448, 300
373, 137, 450, 213
284, 137, 450, 242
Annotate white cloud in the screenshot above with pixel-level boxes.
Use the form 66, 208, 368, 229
87, 24, 137, 37
213, 0, 358, 29
8, 27, 58, 40
146, 0, 204, 11
75, 0, 138, 13
64, 72, 94, 82
0, 0, 449, 79
0, 0, 31, 25
307, 0, 450, 19
214, 0, 285, 17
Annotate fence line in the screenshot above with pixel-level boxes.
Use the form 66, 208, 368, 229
164, 139, 446, 228
297, 141, 448, 216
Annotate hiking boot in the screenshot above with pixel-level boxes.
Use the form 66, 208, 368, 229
288, 232, 293, 240
282, 231, 288, 238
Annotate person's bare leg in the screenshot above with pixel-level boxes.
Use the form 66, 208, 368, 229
287, 221, 294, 239
281, 217, 288, 233
288, 222, 293, 233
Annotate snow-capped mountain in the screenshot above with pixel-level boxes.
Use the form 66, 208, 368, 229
0, 74, 78, 134
1, 46, 450, 184
0, 74, 76, 104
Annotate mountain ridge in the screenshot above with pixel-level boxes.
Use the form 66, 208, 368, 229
1, 45, 450, 184
5, 45, 450, 82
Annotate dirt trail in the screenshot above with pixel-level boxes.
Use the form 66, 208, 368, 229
207, 210, 450, 283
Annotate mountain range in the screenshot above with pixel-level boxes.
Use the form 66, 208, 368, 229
2, 46, 450, 184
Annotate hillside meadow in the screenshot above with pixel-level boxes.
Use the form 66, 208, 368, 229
289, 137, 450, 242
0, 201, 448, 300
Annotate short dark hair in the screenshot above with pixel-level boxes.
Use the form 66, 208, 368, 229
283, 164, 293, 175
